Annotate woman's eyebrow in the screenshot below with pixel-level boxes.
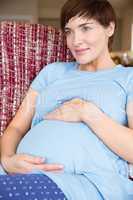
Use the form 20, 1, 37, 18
65, 22, 94, 30
78, 22, 94, 27
64, 27, 70, 30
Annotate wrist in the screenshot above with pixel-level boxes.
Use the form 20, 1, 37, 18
81, 101, 102, 123
1, 154, 15, 173
2, 150, 15, 157
1, 153, 14, 164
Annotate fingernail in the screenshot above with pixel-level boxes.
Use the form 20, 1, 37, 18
38, 157, 45, 162
59, 165, 64, 169
41, 157, 46, 162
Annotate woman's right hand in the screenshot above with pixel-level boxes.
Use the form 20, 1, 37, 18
1, 154, 64, 174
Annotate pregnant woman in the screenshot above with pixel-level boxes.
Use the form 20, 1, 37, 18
1, 0, 133, 199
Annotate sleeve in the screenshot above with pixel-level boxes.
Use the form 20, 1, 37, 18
126, 69, 133, 104
30, 62, 57, 93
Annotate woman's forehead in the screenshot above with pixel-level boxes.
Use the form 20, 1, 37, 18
65, 16, 97, 28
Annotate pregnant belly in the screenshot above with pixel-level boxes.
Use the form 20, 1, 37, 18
17, 120, 117, 173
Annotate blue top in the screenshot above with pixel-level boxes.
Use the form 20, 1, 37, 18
17, 62, 133, 200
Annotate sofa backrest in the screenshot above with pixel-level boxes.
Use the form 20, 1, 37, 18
0, 21, 74, 135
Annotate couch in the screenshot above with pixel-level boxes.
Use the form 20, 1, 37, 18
0, 21, 133, 180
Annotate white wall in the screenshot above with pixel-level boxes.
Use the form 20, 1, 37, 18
39, 8, 60, 19
0, 0, 38, 23
39, 18, 60, 28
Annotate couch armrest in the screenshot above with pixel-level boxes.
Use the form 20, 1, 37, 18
0, 136, 1, 160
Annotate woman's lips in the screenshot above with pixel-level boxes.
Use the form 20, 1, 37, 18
75, 48, 90, 54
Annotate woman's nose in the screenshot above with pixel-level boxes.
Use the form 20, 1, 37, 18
72, 33, 83, 46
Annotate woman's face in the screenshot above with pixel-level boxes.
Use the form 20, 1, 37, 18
64, 16, 114, 65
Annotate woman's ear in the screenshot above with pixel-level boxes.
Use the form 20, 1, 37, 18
106, 22, 115, 37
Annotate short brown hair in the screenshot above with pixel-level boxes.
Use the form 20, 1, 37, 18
60, 0, 117, 50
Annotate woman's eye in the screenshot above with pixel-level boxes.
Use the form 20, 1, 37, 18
64, 30, 71, 36
82, 26, 92, 31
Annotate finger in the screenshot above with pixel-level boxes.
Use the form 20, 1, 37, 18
45, 109, 61, 120
41, 163, 64, 171
45, 109, 58, 118
26, 163, 64, 172
45, 113, 54, 119
23, 154, 45, 164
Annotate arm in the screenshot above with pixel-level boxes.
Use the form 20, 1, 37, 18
82, 101, 133, 164
45, 98, 133, 164
1, 88, 37, 158
1, 88, 63, 174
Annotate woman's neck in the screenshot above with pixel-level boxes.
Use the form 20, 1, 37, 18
79, 53, 116, 72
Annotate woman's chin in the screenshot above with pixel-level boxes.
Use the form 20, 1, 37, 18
75, 58, 92, 65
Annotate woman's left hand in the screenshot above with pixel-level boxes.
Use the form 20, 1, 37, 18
44, 98, 87, 122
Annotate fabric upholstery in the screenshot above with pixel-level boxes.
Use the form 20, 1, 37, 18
0, 21, 73, 135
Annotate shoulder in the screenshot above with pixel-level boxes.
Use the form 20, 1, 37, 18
117, 66, 133, 95
124, 66, 133, 82
45, 61, 76, 73
119, 66, 133, 85
115, 65, 133, 83
44, 61, 76, 84
30, 61, 76, 93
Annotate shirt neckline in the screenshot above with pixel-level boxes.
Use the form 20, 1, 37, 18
72, 62, 123, 74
